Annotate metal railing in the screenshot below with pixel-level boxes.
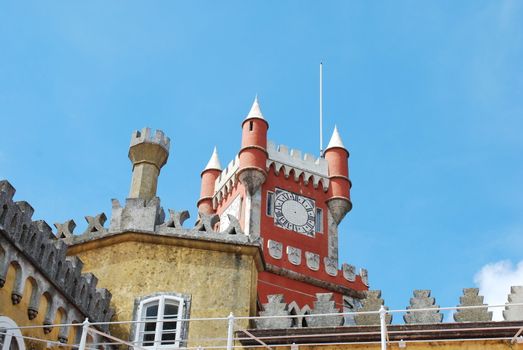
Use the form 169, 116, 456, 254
2, 303, 523, 350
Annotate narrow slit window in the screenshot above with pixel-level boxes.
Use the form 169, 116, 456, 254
267, 191, 274, 217
315, 207, 323, 233
249, 121, 254, 131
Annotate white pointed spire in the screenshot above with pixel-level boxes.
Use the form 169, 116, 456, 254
204, 147, 222, 171
245, 95, 265, 120
326, 125, 346, 150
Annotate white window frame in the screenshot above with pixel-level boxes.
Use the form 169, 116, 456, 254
315, 207, 323, 233
266, 191, 275, 217
135, 295, 185, 349
0, 317, 26, 350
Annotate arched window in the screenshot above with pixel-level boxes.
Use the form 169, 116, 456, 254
135, 295, 185, 348
0, 316, 26, 350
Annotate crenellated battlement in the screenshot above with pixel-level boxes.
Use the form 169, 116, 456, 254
211, 141, 334, 206
128, 127, 170, 200
266, 239, 368, 287
267, 141, 328, 176
266, 141, 330, 191
52, 195, 257, 246
130, 127, 170, 152
0, 180, 113, 327
213, 155, 240, 204
255, 286, 523, 329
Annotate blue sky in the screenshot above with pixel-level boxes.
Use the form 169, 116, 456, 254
1, 1, 522, 320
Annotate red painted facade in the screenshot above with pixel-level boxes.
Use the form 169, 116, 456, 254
256, 164, 366, 308
199, 98, 368, 313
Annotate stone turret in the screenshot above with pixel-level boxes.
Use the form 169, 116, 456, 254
198, 147, 222, 214
128, 128, 170, 200
324, 126, 352, 224
238, 96, 268, 195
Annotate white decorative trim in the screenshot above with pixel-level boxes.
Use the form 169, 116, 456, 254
132, 293, 190, 349
324, 257, 338, 276
305, 252, 320, 271
267, 240, 283, 259
342, 263, 356, 282
286, 246, 302, 265
360, 268, 369, 286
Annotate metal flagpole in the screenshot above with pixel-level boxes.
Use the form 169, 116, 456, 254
320, 62, 324, 157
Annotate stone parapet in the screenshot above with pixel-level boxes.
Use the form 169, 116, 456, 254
266, 141, 330, 192
254, 286, 523, 329
354, 290, 392, 326
0, 180, 113, 328
129, 127, 170, 151
213, 155, 240, 206
454, 288, 492, 322
266, 238, 369, 288
404, 290, 443, 324
109, 197, 164, 233
267, 141, 328, 177
504, 286, 523, 321
306, 293, 343, 327
65, 203, 263, 254
255, 294, 292, 329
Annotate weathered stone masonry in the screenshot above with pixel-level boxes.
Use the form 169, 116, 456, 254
0, 180, 113, 339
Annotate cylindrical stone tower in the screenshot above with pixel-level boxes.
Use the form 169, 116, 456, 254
197, 147, 222, 214
324, 125, 352, 224
128, 128, 170, 200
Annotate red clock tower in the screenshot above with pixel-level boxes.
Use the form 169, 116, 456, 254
197, 97, 368, 317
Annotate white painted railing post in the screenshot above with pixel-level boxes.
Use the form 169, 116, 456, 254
226, 313, 235, 350
1, 331, 13, 350
379, 305, 387, 350
78, 318, 90, 350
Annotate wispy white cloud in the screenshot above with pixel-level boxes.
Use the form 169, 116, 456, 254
474, 260, 523, 320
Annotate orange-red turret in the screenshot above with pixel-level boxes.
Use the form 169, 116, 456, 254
324, 126, 352, 224
197, 147, 222, 214
238, 96, 269, 195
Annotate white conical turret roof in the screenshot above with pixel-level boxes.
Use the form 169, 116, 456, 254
204, 147, 222, 171
245, 95, 265, 120
325, 125, 346, 150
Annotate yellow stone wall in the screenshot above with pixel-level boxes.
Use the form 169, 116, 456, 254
0, 265, 81, 350
68, 233, 262, 348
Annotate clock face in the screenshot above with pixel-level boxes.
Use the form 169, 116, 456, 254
273, 188, 316, 236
